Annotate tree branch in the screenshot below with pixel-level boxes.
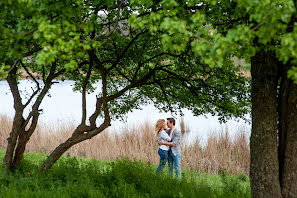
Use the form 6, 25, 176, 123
84, 67, 111, 138
6, 65, 24, 112
101, 0, 123, 45
107, 29, 148, 72
7, 57, 22, 74
86, 64, 164, 127
25, 111, 40, 138
42, 65, 45, 81
154, 77, 174, 113
21, 61, 41, 108
24, 62, 64, 127
159, 68, 236, 112
81, 58, 93, 125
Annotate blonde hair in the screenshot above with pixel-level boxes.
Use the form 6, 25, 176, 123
155, 119, 165, 134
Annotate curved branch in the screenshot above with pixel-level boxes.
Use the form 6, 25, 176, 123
84, 68, 111, 138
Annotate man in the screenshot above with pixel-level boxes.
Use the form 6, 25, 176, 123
159, 117, 181, 179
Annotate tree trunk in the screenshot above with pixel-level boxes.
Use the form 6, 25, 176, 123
280, 78, 297, 198
40, 67, 111, 173
40, 136, 79, 172
250, 51, 282, 198
39, 127, 98, 173
278, 64, 289, 189
40, 123, 110, 173
12, 133, 29, 168
3, 69, 25, 169
3, 115, 24, 169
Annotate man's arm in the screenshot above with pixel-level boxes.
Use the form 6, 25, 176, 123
160, 141, 176, 146
171, 130, 181, 146
159, 129, 179, 146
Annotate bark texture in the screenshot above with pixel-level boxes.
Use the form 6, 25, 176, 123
280, 75, 297, 198
3, 67, 25, 169
3, 116, 24, 169
250, 51, 282, 198
278, 64, 290, 189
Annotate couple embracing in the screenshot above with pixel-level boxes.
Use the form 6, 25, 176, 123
155, 117, 181, 179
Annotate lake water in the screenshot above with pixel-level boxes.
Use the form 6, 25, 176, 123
0, 80, 251, 143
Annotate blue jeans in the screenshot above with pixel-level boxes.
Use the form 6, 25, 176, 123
168, 151, 181, 179
156, 148, 168, 173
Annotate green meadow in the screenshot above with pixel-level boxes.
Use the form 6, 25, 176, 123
0, 150, 251, 198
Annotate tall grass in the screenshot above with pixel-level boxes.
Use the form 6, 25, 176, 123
0, 114, 250, 175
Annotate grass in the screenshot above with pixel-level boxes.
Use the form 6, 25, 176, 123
0, 150, 251, 198
0, 115, 250, 175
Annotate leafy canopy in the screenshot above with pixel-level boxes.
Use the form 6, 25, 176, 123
0, 0, 251, 122
130, 0, 297, 82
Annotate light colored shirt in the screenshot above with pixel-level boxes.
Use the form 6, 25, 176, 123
158, 130, 171, 151
170, 129, 181, 156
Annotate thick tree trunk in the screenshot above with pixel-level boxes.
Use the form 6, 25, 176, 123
250, 51, 282, 198
12, 113, 40, 168
278, 65, 289, 189
280, 79, 297, 198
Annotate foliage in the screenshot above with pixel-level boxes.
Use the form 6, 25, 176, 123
131, 0, 297, 81
0, 0, 250, 122
0, 150, 251, 198
1, 0, 251, 172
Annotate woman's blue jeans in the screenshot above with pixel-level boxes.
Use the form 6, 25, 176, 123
156, 148, 168, 173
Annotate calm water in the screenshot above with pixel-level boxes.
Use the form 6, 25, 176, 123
0, 80, 251, 143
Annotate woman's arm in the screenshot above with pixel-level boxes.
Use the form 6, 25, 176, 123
161, 131, 171, 141
159, 130, 179, 146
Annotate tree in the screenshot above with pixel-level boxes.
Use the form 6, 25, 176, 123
0, 0, 68, 169
38, 0, 250, 172
135, 0, 297, 197
1, 0, 249, 175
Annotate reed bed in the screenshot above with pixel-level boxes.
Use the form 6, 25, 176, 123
0, 114, 250, 175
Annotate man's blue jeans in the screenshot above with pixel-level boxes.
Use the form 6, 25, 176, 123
156, 148, 168, 173
168, 151, 181, 179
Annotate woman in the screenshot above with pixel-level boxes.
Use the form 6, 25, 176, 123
156, 119, 173, 173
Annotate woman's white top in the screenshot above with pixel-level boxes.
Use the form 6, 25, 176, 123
158, 130, 171, 151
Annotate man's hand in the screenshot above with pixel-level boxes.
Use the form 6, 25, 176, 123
158, 140, 165, 145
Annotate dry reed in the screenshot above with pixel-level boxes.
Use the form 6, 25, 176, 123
0, 114, 250, 175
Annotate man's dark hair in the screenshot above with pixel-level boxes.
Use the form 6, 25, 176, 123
167, 117, 175, 126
